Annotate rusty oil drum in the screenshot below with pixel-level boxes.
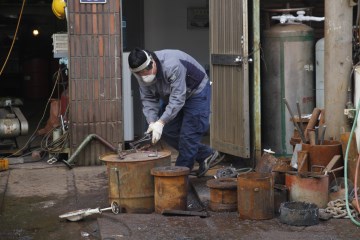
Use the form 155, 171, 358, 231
151, 166, 190, 214
207, 178, 238, 212
237, 172, 274, 220
99, 151, 171, 213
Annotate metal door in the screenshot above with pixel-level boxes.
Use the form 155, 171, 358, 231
209, 0, 250, 158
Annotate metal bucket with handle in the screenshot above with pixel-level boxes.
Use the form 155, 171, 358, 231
285, 155, 343, 208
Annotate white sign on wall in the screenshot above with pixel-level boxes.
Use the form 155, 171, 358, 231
80, 0, 106, 3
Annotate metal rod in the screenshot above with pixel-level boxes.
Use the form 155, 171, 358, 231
315, 126, 319, 145
283, 98, 307, 143
100, 207, 113, 212
320, 125, 327, 145
296, 101, 304, 133
116, 168, 121, 207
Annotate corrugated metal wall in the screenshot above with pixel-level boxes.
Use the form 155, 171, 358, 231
67, 0, 123, 165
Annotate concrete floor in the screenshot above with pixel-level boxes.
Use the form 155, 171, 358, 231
1, 160, 360, 240
1, 100, 360, 239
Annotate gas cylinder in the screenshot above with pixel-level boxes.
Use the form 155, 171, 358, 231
261, 16, 315, 156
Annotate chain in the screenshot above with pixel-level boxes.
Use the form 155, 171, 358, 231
325, 199, 358, 219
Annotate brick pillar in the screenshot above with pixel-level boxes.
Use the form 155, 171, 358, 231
67, 0, 123, 165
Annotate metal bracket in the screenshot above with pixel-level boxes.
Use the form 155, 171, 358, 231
211, 54, 252, 66
344, 108, 356, 119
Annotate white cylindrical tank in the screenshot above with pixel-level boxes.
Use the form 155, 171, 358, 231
315, 38, 324, 108
262, 23, 315, 156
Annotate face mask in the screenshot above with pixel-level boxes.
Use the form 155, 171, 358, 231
141, 74, 156, 83
133, 73, 156, 86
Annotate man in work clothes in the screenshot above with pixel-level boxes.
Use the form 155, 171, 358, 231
128, 48, 224, 177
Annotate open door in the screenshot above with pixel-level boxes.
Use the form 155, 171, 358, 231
209, 0, 250, 158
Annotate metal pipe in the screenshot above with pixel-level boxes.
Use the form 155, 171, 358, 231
271, 12, 325, 24
64, 134, 117, 166
320, 125, 327, 145
284, 98, 307, 143
296, 101, 304, 133
253, 0, 261, 163
315, 126, 319, 145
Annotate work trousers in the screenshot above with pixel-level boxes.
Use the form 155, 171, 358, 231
162, 81, 213, 170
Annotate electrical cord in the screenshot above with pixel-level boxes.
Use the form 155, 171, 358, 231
6, 67, 64, 158
40, 126, 69, 155
0, 0, 26, 77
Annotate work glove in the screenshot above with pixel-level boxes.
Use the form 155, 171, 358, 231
146, 120, 164, 144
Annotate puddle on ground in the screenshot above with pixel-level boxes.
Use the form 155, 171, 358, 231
0, 196, 100, 240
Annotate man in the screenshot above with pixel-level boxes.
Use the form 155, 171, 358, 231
128, 48, 223, 177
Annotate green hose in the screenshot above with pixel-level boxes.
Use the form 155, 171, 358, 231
344, 98, 360, 226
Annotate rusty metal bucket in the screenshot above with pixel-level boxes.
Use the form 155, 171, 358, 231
151, 166, 190, 214
99, 151, 171, 213
285, 171, 329, 208
301, 140, 343, 183
207, 178, 238, 212
237, 172, 274, 220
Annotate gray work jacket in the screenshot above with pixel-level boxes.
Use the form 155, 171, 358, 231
137, 49, 209, 124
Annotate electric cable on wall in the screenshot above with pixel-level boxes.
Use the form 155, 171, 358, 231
0, 0, 26, 77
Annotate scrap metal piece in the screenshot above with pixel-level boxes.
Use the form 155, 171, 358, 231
320, 125, 327, 145
279, 201, 319, 226
59, 201, 120, 222
255, 152, 278, 173
161, 209, 208, 217
284, 98, 307, 143
296, 101, 304, 133
214, 166, 238, 178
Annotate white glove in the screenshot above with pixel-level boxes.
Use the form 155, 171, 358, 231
146, 120, 164, 144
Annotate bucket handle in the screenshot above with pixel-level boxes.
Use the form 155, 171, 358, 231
322, 155, 342, 175
311, 165, 325, 173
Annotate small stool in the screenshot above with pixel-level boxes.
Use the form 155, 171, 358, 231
206, 178, 237, 212
151, 166, 190, 214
